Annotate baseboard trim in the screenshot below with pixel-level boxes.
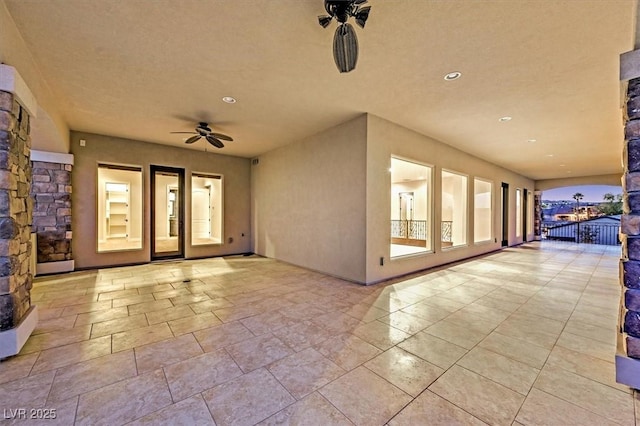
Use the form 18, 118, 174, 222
36, 260, 75, 275
0, 305, 38, 359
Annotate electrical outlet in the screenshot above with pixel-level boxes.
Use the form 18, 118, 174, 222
79, 139, 86, 146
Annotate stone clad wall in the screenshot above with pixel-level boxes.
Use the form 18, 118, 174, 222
621, 77, 640, 358
31, 161, 72, 263
0, 90, 33, 331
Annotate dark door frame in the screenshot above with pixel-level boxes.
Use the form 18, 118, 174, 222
501, 182, 509, 247
523, 188, 529, 242
150, 165, 185, 260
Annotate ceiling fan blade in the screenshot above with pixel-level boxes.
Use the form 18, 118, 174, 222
185, 135, 201, 144
318, 15, 333, 28
210, 132, 233, 141
333, 23, 358, 73
170, 131, 197, 134
206, 135, 224, 148
355, 6, 370, 28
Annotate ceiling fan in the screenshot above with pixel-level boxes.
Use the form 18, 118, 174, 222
171, 122, 233, 149
318, 0, 371, 73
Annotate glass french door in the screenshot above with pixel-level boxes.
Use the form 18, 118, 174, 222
151, 165, 184, 260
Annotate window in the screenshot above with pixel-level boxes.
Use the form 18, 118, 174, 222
474, 178, 492, 243
516, 189, 522, 237
390, 157, 432, 257
97, 164, 143, 252
191, 173, 223, 245
441, 170, 468, 248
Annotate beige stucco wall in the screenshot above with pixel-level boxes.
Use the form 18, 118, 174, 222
71, 131, 251, 269
0, 1, 69, 153
365, 114, 535, 284
251, 115, 368, 283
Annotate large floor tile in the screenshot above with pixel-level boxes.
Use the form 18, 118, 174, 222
240, 310, 299, 335
127, 394, 215, 425
126, 299, 174, 315
193, 321, 255, 352
257, 392, 352, 426
546, 345, 625, 391
389, 390, 486, 425
555, 331, 615, 362
145, 304, 195, 325
319, 366, 412, 425
226, 333, 294, 372
0, 352, 39, 385
429, 365, 524, 425
33, 314, 77, 335
268, 347, 345, 399
516, 388, 620, 426
364, 346, 443, 397
314, 333, 381, 371
164, 349, 243, 401
377, 311, 434, 335
533, 364, 634, 425
425, 318, 493, 349
478, 331, 550, 369
351, 320, 411, 350
134, 333, 204, 373
398, 331, 467, 369
20, 325, 91, 354
74, 306, 129, 325
75, 369, 172, 425
31, 335, 112, 373
272, 319, 333, 351
111, 323, 174, 352
202, 368, 295, 426
90, 313, 148, 338
48, 350, 137, 402
457, 347, 539, 395
0, 370, 56, 409
400, 302, 451, 323
167, 311, 222, 335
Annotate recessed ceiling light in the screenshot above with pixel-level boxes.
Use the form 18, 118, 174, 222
222, 96, 237, 104
559, 164, 566, 167
444, 71, 462, 81
499, 116, 512, 122
546, 154, 554, 157
527, 139, 537, 143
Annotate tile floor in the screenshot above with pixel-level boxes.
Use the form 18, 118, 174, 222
0, 241, 637, 425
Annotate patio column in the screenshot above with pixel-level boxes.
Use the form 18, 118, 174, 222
614, 47, 640, 388
533, 191, 542, 241
0, 65, 38, 358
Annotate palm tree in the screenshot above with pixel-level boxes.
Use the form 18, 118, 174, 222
573, 192, 584, 243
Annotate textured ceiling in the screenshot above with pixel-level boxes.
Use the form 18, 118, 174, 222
4, 0, 636, 180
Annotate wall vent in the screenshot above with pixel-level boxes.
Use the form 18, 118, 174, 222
251, 158, 259, 165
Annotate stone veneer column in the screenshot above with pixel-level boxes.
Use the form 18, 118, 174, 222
617, 50, 640, 388
0, 65, 39, 359
30, 151, 74, 274
533, 191, 542, 241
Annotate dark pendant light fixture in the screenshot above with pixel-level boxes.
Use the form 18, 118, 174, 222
318, 0, 371, 73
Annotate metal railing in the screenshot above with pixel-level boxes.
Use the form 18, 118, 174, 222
441, 221, 453, 243
543, 223, 620, 245
391, 220, 427, 240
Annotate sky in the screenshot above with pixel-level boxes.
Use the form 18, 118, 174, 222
541, 185, 622, 203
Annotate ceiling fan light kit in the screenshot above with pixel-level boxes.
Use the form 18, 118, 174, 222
318, 0, 371, 73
